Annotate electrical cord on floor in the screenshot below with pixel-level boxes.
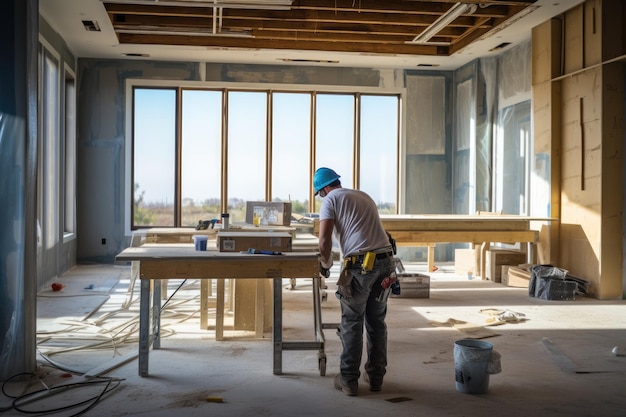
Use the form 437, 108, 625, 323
33, 275, 213, 383
1, 370, 122, 417
21, 270, 214, 416
160, 278, 188, 311
34, 279, 203, 374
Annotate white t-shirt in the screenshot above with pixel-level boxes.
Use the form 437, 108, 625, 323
319, 187, 391, 257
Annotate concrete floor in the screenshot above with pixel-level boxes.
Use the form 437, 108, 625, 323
5, 263, 626, 416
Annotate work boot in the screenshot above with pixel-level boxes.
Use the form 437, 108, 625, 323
363, 373, 383, 392
334, 374, 358, 396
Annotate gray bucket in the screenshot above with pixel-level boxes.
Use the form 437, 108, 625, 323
454, 339, 493, 394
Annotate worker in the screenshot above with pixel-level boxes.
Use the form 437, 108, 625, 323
314, 167, 395, 396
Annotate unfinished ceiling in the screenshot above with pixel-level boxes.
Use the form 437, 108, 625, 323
40, 0, 582, 70
104, 0, 533, 56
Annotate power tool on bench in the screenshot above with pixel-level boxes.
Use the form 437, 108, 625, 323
196, 219, 219, 230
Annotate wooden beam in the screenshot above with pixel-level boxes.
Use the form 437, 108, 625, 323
108, 10, 492, 32
117, 32, 444, 55
390, 230, 537, 244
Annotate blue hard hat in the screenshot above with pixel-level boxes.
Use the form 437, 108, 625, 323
313, 167, 340, 195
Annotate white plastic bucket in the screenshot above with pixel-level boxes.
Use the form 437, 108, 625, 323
193, 235, 208, 251
454, 339, 493, 394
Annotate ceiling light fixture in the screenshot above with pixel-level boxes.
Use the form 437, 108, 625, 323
489, 42, 511, 52
124, 52, 150, 57
82, 20, 101, 32
410, 2, 477, 44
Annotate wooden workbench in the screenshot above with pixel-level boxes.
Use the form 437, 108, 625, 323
116, 247, 326, 377
135, 225, 320, 291
133, 227, 320, 327
379, 214, 541, 277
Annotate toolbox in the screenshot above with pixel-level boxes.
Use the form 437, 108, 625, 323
217, 231, 292, 252
390, 273, 430, 298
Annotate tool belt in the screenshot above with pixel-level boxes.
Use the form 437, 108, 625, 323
336, 250, 393, 300
344, 251, 393, 265
343, 250, 393, 277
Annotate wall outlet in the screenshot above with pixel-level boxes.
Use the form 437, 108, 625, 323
101, 238, 106, 245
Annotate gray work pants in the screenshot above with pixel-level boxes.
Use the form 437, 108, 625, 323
337, 256, 394, 384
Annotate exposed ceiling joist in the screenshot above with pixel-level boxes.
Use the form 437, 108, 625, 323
102, 0, 536, 57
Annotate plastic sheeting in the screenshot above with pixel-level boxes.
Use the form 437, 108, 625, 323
403, 41, 532, 259
494, 101, 531, 214
477, 39, 532, 215
496, 39, 531, 109
0, 113, 32, 379
1, 0, 39, 378
475, 57, 497, 213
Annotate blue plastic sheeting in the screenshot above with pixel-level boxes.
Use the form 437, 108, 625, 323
0, 113, 30, 379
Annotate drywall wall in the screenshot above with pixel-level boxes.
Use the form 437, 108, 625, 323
404, 71, 452, 219
77, 59, 201, 262
204, 63, 402, 87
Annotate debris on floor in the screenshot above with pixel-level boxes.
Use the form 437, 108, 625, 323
479, 308, 527, 326
611, 346, 626, 357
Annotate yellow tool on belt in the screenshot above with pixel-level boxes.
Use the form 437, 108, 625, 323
361, 252, 376, 274
343, 252, 376, 274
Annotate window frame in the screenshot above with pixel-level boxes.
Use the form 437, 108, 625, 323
63, 64, 77, 242
38, 41, 61, 251
125, 80, 404, 233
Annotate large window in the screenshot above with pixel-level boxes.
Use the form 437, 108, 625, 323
132, 88, 176, 226
227, 91, 267, 222
41, 47, 60, 249
181, 90, 223, 226
38, 41, 76, 280
64, 68, 76, 237
494, 101, 531, 215
272, 92, 311, 213
131, 86, 401, 228
359, 95, 399, 213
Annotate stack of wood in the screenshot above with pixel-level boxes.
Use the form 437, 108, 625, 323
501, 264, 532, 288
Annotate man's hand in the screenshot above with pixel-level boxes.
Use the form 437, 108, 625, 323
319, 264, 331, 278
319, 256, 333, 278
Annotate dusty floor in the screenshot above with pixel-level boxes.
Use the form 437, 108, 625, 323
3, 262, 626, 416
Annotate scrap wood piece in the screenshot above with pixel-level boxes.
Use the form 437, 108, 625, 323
386, 396, 413, 403
480, 308, 528, 326
429, 318, 467, 327
453, 322, 500, 339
